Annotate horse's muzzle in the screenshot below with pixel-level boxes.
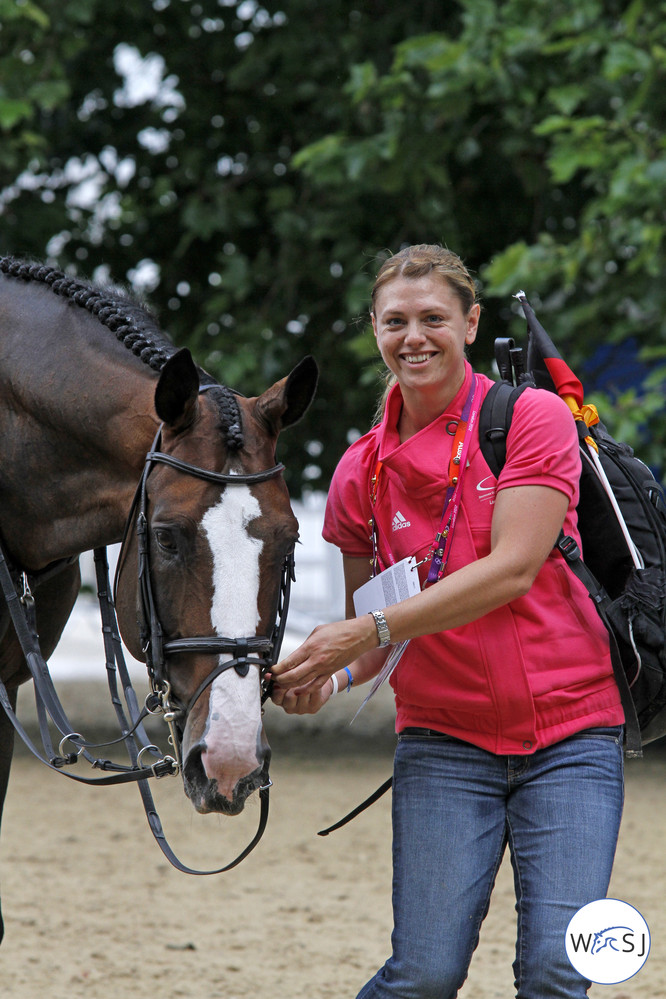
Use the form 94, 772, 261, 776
182, 740, 271, 815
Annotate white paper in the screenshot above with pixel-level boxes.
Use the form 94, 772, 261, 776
350, 640, 409, 724
351, 556, 420, 722
353, 556, 420, 616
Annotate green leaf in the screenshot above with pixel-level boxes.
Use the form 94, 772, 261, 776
0, 98, 33, 129
546, 84, 588, 116
0, 0, 49, 27
28, 80, 71, 110
603, 40, 653, 81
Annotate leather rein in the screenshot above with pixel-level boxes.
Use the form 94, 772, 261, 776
0, 418, 294, 876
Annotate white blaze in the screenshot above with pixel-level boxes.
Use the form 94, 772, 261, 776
200, 483, 264, 796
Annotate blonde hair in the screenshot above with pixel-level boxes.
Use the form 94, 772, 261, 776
371, 245, 478, 422
371, 244, 478, 316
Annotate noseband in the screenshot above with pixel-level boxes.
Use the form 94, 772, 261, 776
117, 422, 293, 757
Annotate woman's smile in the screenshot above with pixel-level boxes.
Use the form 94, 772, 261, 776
401, 351, 438, 365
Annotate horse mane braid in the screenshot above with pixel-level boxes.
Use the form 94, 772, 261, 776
0, 256, 244, 450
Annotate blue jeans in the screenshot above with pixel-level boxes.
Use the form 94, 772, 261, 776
356, 727, 624, 999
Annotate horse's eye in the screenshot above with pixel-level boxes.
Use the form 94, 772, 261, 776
154, 528, 178, 555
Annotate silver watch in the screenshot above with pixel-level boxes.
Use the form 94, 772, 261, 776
370, 609, 392, 648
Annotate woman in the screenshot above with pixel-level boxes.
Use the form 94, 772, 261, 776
270, 244, 624, 998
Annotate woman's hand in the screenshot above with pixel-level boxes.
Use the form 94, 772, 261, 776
271, 616, 377, 691
270, 676, 335, 715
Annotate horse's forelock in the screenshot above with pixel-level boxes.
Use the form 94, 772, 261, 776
201, 383, 244, 452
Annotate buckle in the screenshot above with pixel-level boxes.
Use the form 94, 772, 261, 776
558, 534, 581, 563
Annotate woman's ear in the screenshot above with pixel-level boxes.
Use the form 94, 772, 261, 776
371, 312, 378, 340
465, 304, 481, 345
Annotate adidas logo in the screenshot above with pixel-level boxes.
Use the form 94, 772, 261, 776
392, 510, 411, 531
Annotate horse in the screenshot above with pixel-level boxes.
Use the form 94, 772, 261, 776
0, 257, 318, 941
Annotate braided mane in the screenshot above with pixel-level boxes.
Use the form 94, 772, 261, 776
0, 256, 243, 449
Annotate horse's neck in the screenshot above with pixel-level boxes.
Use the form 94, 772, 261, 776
0, 359, 159, 570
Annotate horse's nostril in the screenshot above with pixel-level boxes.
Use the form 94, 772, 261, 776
181, 739, 269, 815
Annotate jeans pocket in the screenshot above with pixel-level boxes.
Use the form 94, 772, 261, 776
569, 725, 624, 744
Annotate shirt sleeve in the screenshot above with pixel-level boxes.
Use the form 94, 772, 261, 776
496, 387, 581, 504
322, 445, 374, 557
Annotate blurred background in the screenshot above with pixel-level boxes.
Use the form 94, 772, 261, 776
1, 0, 665, 500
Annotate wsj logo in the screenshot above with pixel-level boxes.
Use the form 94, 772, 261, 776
566, 900, 650, 985
569, 925, 648, 958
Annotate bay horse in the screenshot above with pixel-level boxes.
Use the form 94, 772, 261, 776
0, 257, 318, 940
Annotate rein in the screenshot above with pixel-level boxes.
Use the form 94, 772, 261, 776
0, 417, 294, 876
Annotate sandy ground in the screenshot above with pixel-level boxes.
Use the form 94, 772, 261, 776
0, 678, 665, 999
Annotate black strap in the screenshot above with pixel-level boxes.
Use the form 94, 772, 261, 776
0, 542, 273, 871
557, 533, 642, 757
478, 380, 531, 478
136, 774, 271, 876
0, 674, 176, 783
317, 776, 393, 836
146, 450, 285, 486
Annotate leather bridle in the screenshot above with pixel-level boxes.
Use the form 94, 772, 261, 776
0, 394, 296, 876
116, 422, 294, 763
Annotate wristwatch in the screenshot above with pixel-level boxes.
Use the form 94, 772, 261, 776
370, 609, 392, 648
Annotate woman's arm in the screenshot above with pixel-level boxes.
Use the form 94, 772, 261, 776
271, 483, 568, 691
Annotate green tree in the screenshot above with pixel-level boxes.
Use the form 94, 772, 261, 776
1, 0, 664, 485
0, 0, 456, 490
292, 0, 666, 472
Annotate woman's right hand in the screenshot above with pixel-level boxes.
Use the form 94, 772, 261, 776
269, 675, 336, 715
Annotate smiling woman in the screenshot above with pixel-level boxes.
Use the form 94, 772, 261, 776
371, 272, 479, 439
269, 243, 626, 998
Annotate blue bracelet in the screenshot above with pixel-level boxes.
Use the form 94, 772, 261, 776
343, 666, 353, 692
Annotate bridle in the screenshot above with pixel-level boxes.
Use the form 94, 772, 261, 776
0, 387, 297, 876
116, 421, 294, 765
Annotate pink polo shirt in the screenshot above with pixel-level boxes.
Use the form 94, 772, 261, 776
323, 362, 623, 754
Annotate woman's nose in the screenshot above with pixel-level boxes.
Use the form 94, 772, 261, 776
403, 320, 426, 344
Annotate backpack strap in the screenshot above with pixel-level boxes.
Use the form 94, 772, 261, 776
479, 382, 643, 757
478, 380, 531, 478
557, 533, 642, 757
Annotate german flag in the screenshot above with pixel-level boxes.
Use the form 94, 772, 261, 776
516, 292, 585, 412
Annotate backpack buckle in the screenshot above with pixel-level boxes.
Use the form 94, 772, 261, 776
558, 534, 581, 563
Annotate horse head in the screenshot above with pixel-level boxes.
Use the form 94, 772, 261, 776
115, 348, 318, 815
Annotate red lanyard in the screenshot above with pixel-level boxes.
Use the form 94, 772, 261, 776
369, 375, 481, 582
426, 375, 480, 583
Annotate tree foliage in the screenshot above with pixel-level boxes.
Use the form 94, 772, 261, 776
292, 0, 666, 473
1, 0, 664, 487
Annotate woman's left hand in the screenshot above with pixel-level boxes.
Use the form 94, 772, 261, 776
270, 676, 335, 714
271, 616, 376, 690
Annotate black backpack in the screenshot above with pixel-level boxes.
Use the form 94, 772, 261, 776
479, 293, 666, 758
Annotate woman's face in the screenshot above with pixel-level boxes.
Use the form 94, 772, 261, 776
372, 273, 480, 401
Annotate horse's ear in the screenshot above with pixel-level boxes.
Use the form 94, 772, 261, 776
254, 355, 319, 434
154, 348, 200, 430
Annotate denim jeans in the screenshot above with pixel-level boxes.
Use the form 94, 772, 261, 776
356, 727, 624, 999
